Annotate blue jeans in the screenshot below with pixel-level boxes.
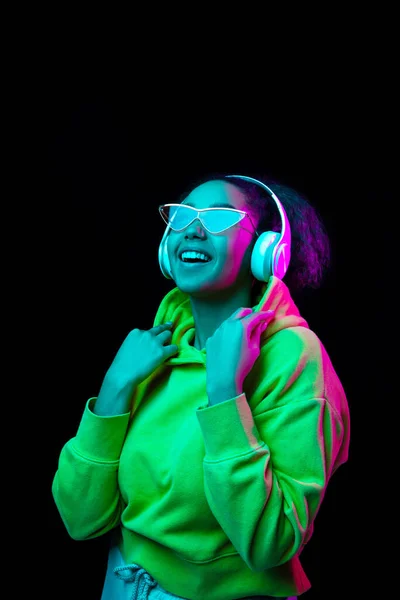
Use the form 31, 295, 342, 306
100, 544, 297, 600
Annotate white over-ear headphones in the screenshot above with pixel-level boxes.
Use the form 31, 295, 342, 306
158, 174, 291, 282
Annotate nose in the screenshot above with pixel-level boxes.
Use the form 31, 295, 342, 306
184, 218, 207, 238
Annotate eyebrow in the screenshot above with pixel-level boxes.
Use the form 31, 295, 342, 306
183, 202, 236, 209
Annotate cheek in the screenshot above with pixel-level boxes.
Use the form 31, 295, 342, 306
165, 234, 178, 277
166, 233, 177, 256
224, 235, 254, 274
228, 232, 253, 261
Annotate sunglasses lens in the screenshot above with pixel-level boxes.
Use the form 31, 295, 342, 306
202, 210, 243, 232
160, 205, 243, 233
162, 205, 194, 230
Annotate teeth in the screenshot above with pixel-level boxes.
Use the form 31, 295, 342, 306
181, 251, 211, 262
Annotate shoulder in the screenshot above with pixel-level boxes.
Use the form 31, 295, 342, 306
257, 325, 347, 419
258, 325, 337, 397
264, 325, 324, 365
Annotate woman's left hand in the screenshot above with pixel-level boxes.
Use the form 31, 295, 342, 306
205, 307, 275, 400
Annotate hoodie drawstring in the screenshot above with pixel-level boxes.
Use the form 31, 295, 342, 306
113, 562, 158, 599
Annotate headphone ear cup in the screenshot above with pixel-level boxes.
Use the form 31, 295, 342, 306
251, 231, 279, 281
158, 232, 173, 279
274, 243, 290, 280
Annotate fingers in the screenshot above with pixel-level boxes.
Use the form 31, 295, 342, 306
250, 310, 275, 327
158, 328, 174, 344
230, 307, 274, 326
164, 343, 179, 356
151, 322, 174, 335
152, 323, 175, 347
256, 320, 268, 335
230, 307, 253, 320
242, 310, 275, 333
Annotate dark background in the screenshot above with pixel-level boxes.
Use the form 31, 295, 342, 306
30, 45, 395, 599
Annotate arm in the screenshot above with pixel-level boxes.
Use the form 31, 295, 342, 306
52, 322, 178, 539
52, 398, 131, 540
196, 328, 349, 571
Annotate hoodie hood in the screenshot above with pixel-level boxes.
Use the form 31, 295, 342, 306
153, 276, 309, 366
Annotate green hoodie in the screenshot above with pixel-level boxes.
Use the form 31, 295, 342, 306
52, 276, 350, 599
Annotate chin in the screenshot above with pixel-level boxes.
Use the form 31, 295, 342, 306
175, 281, 214, 296
177, 280, 233, 300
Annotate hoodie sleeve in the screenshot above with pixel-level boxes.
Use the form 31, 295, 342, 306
196, 327, 350, 572
51, 398, 131, 540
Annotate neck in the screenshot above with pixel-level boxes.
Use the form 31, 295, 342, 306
189, 285, 254, 350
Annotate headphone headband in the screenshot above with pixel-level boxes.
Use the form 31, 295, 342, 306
225, 174, 291, 281
224, 174, 290, 243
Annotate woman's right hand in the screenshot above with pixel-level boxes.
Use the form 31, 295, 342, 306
94, 322, 178, 415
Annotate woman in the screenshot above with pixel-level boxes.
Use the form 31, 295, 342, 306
52, 173, 350, 599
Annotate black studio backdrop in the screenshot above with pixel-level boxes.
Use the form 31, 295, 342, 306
38, 97, 392, 599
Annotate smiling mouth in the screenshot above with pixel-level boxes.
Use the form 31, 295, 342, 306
179, 258, 213, 266
179, 250, 213, 265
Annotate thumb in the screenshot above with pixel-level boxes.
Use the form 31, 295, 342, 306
249, 319, 269, 346
258, 315, 273, 337
248, 310, 275, 329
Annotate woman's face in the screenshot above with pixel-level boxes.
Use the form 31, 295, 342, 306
167, 180, 259, 298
